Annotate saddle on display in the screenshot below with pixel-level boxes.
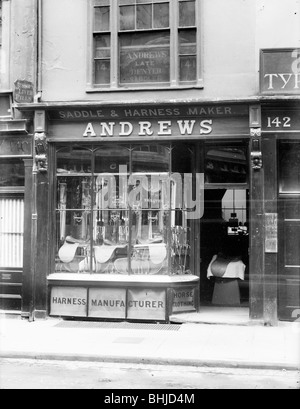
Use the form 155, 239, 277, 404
94, 244, 127, 265
208, 253, 246, 280
210, 254, 242, 278
58, 236, 88, 264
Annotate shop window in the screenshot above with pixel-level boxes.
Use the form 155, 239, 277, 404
0, 159, 25, 268
0, 93, 12, 118
91, 0, 202, 89
205, 146, 248, 185
0, 159, 25, 187
279, 142, 300, 195
55, 144, 193, 276
222, 190, 249, 236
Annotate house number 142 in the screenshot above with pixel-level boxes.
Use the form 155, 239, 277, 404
267, 117, 292, 128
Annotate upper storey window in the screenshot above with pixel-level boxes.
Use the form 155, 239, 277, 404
91, 0, 202, 90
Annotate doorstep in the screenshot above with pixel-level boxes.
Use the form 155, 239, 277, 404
170, 307, 251, 326
0, 310, 21, 319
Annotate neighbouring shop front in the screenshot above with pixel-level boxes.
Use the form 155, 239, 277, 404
261, 103, 300, 322
0, 131, 32, 312
18, 101, 265, 323
260, 48, 300, 322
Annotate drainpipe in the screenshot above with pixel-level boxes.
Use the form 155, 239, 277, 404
29, 0, 42, 321
29, 163, 38, 322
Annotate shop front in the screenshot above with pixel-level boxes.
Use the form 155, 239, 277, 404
0, 130, 32, 311
18, 101, 268, 322
262, 103, 300, 322
260, 48, 300, 322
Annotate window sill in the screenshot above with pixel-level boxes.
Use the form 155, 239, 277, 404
0, 187, 25, 195
86, 83, 204, 94
48, 273, 200, 287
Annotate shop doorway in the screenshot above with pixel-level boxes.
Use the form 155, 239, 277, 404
0, 159, 25, 312
199, 144, 250, 312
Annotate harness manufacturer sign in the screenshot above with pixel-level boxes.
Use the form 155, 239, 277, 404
50, 287, 88, 317
89, 288, 126, 319
50, 287, 167, 320
127, 289, 166, 321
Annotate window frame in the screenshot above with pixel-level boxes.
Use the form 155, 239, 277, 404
87, 0, 203, 92
51, 142, 195, 276
278, 140, 300, 197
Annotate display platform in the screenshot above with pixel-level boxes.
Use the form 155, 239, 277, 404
48, 274, 200, 322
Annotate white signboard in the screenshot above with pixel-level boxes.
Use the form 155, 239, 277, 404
172, 288, 196, 313
89, 288, 126, 319
50, 287, 88, 317
127, 289, 166, 321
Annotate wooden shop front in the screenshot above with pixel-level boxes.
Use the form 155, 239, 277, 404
0, 126, 32, 312
18, 101, 275, 323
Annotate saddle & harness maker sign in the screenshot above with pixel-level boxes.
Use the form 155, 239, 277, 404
47, 104, 250, 140
48, 104, 249, 121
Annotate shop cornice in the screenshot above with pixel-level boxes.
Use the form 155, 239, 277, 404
13, 96, 300, 112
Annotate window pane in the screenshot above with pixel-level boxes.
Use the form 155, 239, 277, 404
120, 5, 135, 30
205, 146, 248, 184
0, 160, 24, 187
94, 34, 111, 85
119, 32, 170, 85
94, 210, 129, 274
171, 217, 191, 275
279, 142, 300, 194
179, 0, 196, 27
180, 55, 196, 82
132, 145, 170, 173
95, 60, 111, 85
0, 95, 11, 117
57, 146, 92, 174
131, 212, 169, 274
95, 146, 130, 174
137, 4, 152, 30
94, 34, 111, 59
93, 147, 130, 274
179, 29, 196, 55
55, 210, 93, 273
154, 3, 169, 28
94, 6, 110, 32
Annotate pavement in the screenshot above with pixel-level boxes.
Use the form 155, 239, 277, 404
0, 314, 299, 371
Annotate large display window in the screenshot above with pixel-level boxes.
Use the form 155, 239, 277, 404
54, 144, 194, 276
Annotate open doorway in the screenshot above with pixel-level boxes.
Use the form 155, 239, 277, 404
200, 188, 250, 307
199, 144, 250, 311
